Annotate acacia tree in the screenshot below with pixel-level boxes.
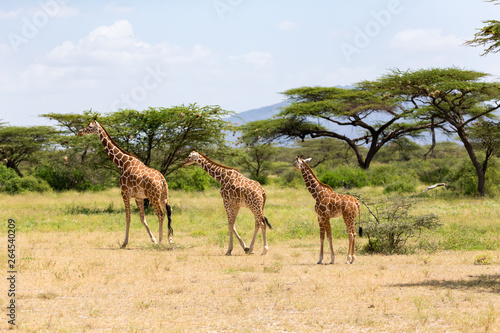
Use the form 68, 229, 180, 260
464, 0, 500, 55
0, 126, 56, 177
44, 104, 232, 176
469, 120, 500, 175
373, 67, 500, 195
240, 86, 441, 170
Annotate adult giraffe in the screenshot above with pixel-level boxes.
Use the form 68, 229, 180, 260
295, 156, 361, 264
78, 120, 173, 248
182, 149, 271, 255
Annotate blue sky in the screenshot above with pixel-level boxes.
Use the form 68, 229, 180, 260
1, 0, 500, 126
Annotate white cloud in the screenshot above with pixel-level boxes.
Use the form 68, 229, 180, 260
389, 29, 463, 52
229, 51, 273, 68
44, 20, 211, 67
277, 20, 298, 31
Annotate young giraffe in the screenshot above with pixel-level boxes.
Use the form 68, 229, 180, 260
182, 150, 271, 255
295, 156, 361, 264
78, 120, 173, 248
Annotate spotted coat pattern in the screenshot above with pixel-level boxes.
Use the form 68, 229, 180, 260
183, 150, 271, 255
78, 120, 172, 248
295, 156, 359, 264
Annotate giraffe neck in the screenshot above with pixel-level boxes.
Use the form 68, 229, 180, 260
197, 155, 233, 184
300, 165, 325, 201
97, 125, 136, 171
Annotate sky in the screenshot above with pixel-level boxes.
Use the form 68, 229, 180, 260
1, 0, 500, 126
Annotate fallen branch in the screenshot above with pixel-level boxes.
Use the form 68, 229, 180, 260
423, 183, 449, 192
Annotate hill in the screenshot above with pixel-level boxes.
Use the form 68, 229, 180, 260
226, 101, 288, 124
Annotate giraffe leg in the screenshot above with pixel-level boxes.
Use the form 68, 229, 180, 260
225, 206, 246, 255
344, 214, 357, 264
150, 199, 165, 245
348, 232, 356, 264
317, 220, 326, 264
136, 199, 157, 245
121, 193, 131, 249
247, 210, 263, 255
325, 222, 335, 264
260, 221, 268, 255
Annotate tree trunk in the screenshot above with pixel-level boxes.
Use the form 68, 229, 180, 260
6, 161, 23, 177
457, 129, 486, 195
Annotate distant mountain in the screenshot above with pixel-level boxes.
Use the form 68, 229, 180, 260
226, 101, 288, 124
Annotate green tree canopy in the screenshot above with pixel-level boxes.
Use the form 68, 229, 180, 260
372, 67, 500, 195
0, 126, 57, 177
44, 104, 233, 176
240, 85, 440, 170
464, 0, 500, 55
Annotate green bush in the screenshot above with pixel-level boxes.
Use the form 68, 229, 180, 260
167, 166, 219, 192
33, 164, 96, 192
363, 197, 441, 254
0, 164, 18, 185
319, 166, 368, 188
383, 179, 417, 193
3, 176, 52, 194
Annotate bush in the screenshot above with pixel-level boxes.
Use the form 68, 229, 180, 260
167, 166, 219, 191
362, 197, 441, 254
2, 176, 52, 194
0, 164, 18, 185
448, 161, 478, 195
319, 166, 368, 188
33, 164, 98, 192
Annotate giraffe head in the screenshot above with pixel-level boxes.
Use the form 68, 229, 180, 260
182, 149, 202, 167
294, 156, 312, 171
78, 120, 100, 137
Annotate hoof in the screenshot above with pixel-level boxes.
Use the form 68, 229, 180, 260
317, 261, 323, 265
225, 252, 232, 256
244, 247, 250, 254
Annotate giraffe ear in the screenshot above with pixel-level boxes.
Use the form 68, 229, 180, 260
190, 148, 195, 152
304, 158, 312, 163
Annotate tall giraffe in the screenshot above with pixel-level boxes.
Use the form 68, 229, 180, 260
182, 150, 271, 255
78, 120, 173, 248
295, 156, 361, 264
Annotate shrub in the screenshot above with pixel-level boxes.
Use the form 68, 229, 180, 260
167, 166, 219, 192
275, 169, 304, 188
448, 161, 478, 195
319, 166, 368, 188
3, 176, 52, 194
0, 164, 18, 185
362, 197, 441, 254
33, 164, 99, 191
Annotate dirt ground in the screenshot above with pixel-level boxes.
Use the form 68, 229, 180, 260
2, 230, 500, 332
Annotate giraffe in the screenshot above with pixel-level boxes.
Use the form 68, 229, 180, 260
182, 150, 271, 255
78, 120, 173, 248
294, 156, 361, 264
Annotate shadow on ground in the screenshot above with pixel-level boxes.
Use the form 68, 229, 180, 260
392, 273, 500, 294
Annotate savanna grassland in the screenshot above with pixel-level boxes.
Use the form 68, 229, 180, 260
1, 186, 500, 332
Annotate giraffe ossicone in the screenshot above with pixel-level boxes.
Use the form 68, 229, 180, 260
78, 120, 173, 248
295, 156, 361, 264
182, 150, 271, 255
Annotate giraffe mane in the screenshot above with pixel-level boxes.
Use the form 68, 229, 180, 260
301, 158, 334, 192
98, 122, 139, 160
197, 152, 240, 172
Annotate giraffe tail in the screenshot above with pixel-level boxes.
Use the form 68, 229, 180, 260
264, 216, 272, 230
166, 204, 173, 236
357, 201, 363, 237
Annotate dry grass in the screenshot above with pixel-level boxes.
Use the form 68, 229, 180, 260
0, 187, 499, 332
